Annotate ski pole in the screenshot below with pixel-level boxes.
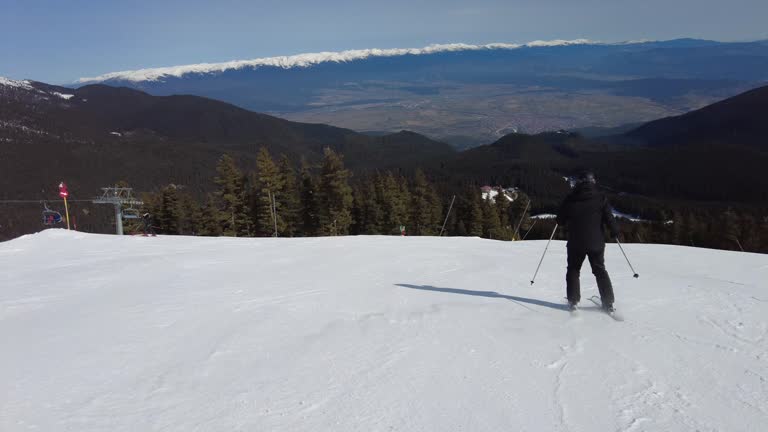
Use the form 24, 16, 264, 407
530, 224, 558, 285
616, 238, 639, 278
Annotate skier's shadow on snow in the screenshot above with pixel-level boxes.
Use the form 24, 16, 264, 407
395, 284, 569, 312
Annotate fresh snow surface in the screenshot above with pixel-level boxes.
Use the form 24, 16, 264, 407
1, 230, 767, 431
76, 39, 598, 83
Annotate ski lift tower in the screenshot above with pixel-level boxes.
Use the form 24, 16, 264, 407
92, 187, 144, 235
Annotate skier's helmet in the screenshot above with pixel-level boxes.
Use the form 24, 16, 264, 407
577, 171, 597, 185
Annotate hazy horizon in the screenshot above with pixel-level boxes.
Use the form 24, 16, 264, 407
2, 0, 768, 83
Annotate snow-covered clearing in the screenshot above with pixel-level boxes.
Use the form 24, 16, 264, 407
1, 230, 767, 431
52, 92, 74, 100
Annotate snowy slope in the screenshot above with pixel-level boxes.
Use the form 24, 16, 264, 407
0, 77, 34, 90
1, 230, 767, 431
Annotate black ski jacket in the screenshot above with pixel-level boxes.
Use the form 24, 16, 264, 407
556, 184, 619, 250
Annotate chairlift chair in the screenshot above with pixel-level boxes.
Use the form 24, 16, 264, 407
41, 202, 63, 226
122, 207, 141, 219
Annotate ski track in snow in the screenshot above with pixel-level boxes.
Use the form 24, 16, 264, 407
0, 230, 767, 431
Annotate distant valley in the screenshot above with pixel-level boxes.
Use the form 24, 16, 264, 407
76, 39, 768, 147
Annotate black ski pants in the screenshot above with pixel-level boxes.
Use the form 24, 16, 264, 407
566, 246, 614, 305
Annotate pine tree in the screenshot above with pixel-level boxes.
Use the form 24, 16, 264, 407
410, 169, 442, 235
430, 191, 445, 234
509, 190, 531, 240
178, 191, 200, 235
214, 154, 249, 236
685, 211, 702, 248
298, 159, 320, 236
482, 197, 502, 239
452, 188, 473, 237
351, 186, 364, 235
495, 188, 511, 227
456, 219, 468, 236
373, 173, 393, 232
278, 155, 301, 237
157, 184, 181, 234
253, 147, 284, 236
376, 172, 410, 234
317, 147, 353, 235
441, 196, 457, 236
356, 176, 384, 234
395, 176, 412, 234
199, 194, 223, 236
468, 190, 484, 237
757, 215, 768, 254
723, 207, 743, 251
670, 210, 683, 245
493, 188, 515, 240
739, 214, 759, 252
630, 222, 648, 244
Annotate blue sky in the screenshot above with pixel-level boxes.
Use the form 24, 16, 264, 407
1, 0, 767, 83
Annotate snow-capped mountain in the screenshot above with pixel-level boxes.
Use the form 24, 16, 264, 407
77, 39, 594, 83
0, 76, 75, 102
0, 76, 35, 90
70, 38, 768, 145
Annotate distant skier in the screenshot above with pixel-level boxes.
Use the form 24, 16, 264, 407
556, 171, 619, 312
142, 212, 157, 236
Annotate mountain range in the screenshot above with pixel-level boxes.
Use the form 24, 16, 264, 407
1, 74, 767, 240
74, 39, 768, 146
0, 77, 453, 191
0, 77, 453, 238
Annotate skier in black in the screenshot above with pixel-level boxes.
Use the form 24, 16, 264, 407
556, 172, 619, 312
142, 212, 157, 236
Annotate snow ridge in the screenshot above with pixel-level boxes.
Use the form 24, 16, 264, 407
77, 39, 595, 83
0, 76, 34, 90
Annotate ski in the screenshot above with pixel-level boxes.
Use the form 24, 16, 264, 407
564, 297, 579, 315
568, 304, 579, 316
588, 296, 624, 321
